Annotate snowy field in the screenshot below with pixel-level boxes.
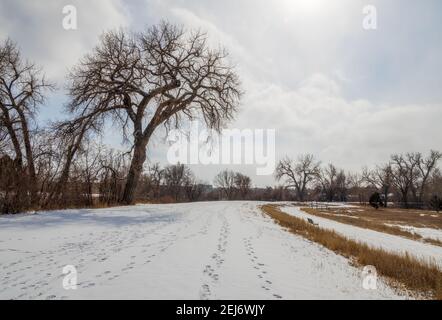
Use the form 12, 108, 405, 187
0, 201, 407, 300
384, 223, 442, 243
281, 205, 442, 267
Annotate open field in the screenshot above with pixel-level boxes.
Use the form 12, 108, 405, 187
0, 201, 406, 300
301, 207, 442, 246
313, 206, 442, 229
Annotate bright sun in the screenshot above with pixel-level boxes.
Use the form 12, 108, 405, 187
283, 0, 327, 14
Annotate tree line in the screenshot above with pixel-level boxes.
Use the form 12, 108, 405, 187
275, 152, 442, 210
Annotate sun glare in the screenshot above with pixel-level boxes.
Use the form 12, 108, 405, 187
282, 0, 327, 14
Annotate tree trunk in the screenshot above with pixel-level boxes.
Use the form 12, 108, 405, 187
297, 190, 304, 202
17, 110, 38, 205
383, 187, 389, 208
402, 190, 409, 208
122, 138, 148, 204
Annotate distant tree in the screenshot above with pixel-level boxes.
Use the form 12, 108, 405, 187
317, 163, 339, 201
347, 172, 366, 204
362, 163, 392, 207
147, 163, 164, 200
271, 185, 287, 201
183, 174, 204, 202
234, 173, 251, 199
163, 163, 192, 201
275, 154, 320, 201
414, 150, 442, 203
214, 170, 236, 200
335, 170, 349, 202
262, 186, 274, 201
390, 153, 421, 208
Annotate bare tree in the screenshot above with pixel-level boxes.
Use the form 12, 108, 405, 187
183, 174, 204, 202
45, 118, 96, 205
415, 150, 442, 203
317, 163, 339, 201
98, 149, 130, 205
234, 173, 251, 199
362, 163, 393, 207
214, 170, 236, 200
347, 172, 366, 204
75, 141, 103, 206
163, 163, 192, 201
276, 154, 320, 201
335, 170, 349, 202
0, 38, 53, 204
390, 153, 420, 207
65, 22, 241, 204
147, 163, 164, 200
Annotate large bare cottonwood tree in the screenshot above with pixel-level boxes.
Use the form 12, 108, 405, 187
65, 22, 241, 204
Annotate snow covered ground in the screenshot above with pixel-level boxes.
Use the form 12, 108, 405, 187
0, 202, 407, 300
281, 205, 442, 267
384, 223, 442, 243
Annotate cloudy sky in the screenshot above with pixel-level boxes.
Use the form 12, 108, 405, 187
1, 0, 441, 186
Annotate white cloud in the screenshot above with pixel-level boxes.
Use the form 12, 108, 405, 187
0, 0, 129, 82
236, 73, 442, 185
1, 0, 441, 186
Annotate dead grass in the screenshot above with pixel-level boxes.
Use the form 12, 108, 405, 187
322, 206, 442, 229
261, 204, 442, 299
301, 207, 442, 247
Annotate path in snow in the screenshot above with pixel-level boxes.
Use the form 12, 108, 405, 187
281, 205, 442, 267
384, 223, 442, 243
0, 202, 405, 299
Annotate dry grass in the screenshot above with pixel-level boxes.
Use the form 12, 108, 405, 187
261, 204, 442, 299
320, 206, 442, 229
301, 207, 442, 247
